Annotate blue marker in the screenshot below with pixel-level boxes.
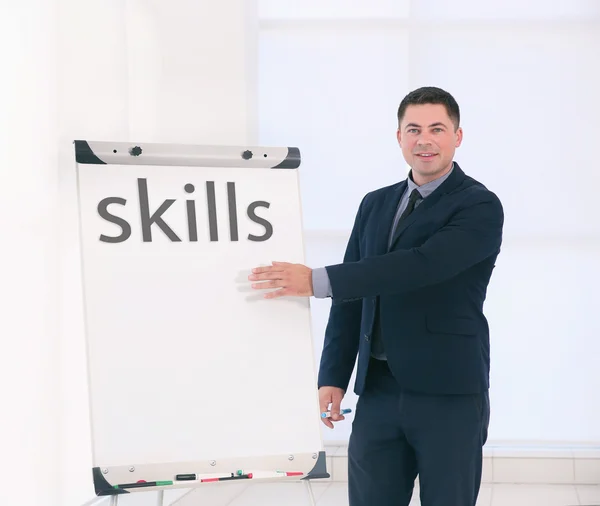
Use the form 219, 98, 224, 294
321, 408, 352, 419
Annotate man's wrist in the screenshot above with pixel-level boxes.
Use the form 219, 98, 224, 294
312, 267, 333, 298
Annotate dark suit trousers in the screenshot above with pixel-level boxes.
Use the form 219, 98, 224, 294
348, 358, 490, 506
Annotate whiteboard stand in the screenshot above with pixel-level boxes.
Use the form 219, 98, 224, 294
74, 140, 330, 506
304, 480, 317, 506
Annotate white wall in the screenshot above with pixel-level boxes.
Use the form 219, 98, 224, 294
257, 0, 600, 444
0, 3, 60, 506
56, 1, 258, 504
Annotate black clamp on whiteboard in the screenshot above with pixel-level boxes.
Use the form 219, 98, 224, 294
304, 451, 330, 480
92, 467, 129, 496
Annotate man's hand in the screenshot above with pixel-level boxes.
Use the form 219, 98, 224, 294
319, 386, 346, 429
248, 261, 313, 299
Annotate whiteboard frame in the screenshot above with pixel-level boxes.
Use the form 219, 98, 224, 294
73, 140, 329, 498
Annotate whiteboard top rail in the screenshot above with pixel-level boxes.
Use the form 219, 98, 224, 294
74, 140, 301, 169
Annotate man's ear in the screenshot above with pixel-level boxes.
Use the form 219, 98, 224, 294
396, 128, 402, 147
455, 127, 463, 147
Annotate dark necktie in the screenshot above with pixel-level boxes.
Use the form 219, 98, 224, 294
390, 188, 422, 247
373, 188, 423, 359
398, 188, 422, 222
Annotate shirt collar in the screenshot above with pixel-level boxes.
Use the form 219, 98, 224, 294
407, 162, 454, 198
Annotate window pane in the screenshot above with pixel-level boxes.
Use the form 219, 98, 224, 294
258, 28, 410, 230
409, 25, 600, 238
412, 0, 600, 21
485, 242, 600, 441
259, 0, 410, 19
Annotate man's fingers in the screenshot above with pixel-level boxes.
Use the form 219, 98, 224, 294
318, 387, 346, 428
320, 411, 334, 429
330, 398, 342, 421
249, 272, 284, 281
264, 288, 288, 299
319, 394, 329, 412
249, 261, 291, 278
319, 394, 333, 428
251, 280, 284, 290
251, 264, 285, 275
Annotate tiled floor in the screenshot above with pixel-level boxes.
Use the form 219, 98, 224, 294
184, 483, 597, 505
108, 482, 600, 506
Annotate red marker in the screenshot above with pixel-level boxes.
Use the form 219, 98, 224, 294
276, 471, 304, 477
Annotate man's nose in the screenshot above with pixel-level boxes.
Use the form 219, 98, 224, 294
416, 135, 432, 146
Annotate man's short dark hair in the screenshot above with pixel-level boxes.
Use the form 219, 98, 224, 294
397, 87, 460, 130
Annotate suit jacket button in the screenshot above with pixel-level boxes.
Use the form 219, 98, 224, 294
364, 334, 370, 342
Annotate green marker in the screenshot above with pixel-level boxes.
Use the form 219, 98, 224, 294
114, 480, 173, 489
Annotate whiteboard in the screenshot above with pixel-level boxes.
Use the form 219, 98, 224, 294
74, 141, 326, 497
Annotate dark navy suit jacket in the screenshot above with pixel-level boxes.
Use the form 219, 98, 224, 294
317, 163, 504, 396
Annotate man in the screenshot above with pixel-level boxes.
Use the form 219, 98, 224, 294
249, 87, 503, 506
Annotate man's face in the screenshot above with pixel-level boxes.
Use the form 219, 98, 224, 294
397, 103, 463, 185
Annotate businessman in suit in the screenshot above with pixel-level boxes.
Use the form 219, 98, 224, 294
249, 86, 504, 506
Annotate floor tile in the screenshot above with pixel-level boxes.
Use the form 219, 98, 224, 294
482, 457, 493, 483
316, 482, 348, 505
577, 485, 600, 505
493, 457, 574, 484
576, 459, 600, 484
235, 483, 330, 506
476, 485, 493, 506
332, 457, 348, 482
407, 485, 491, 506
172, 482, 333, 506
491, 484, 579, 506
170, 483, 251, 506
110, 488, 191, 506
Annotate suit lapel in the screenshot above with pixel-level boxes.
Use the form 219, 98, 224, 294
387, 163, 467, 251
388, 190, 440, 250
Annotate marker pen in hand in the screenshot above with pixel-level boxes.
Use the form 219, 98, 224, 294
321, 408, 352, 419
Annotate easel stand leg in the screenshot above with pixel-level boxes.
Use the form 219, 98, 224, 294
303, 480, 317, 506
109, 496, 119, 506
157, 490, 165, 506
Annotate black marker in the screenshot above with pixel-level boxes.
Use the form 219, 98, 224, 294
175, 474, 198, 481
201, 473, 253, 483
